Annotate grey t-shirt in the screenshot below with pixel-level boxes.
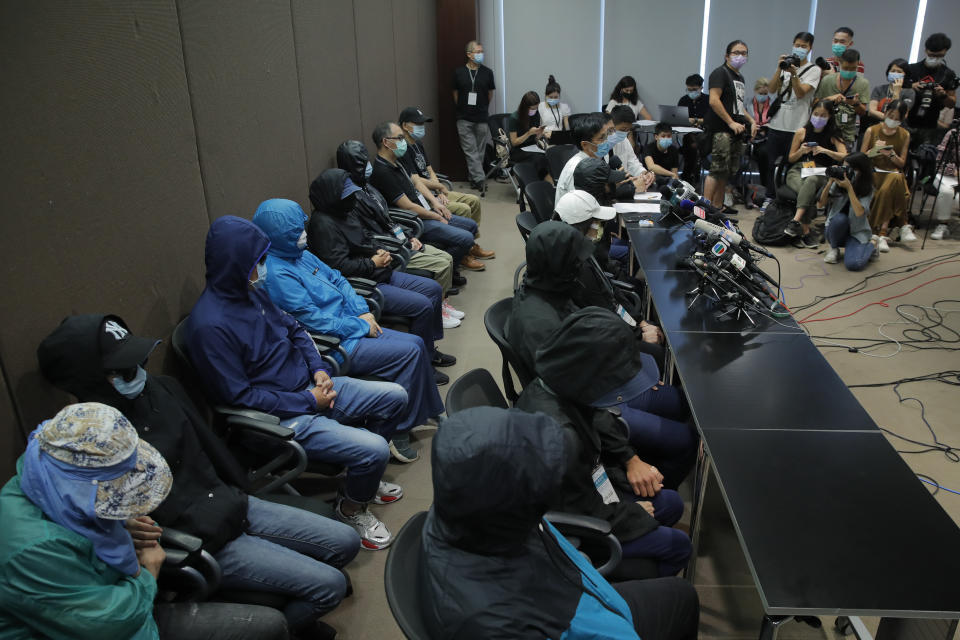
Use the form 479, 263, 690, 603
869, 84, 916, 111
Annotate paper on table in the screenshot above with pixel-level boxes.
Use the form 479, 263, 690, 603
673, 126, 703, 134
633, 120, 657, 127
634, 192, 662, 201
520, 145, 545, 154
614, 202, 661, 214
801, 167, 827, 178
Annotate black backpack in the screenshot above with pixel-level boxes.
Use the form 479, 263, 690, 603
752, 200, 796, 246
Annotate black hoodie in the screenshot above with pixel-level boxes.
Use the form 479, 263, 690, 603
37, 314, 249, 552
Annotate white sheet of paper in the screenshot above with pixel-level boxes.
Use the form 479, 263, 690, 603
520, 145, 545, 153
614, 202, 661, 214
633, 119, 658, 127
634, 191, 662, 201
673, 126, 703, 134
467, 92, 477, 106
800, 167, 827, 178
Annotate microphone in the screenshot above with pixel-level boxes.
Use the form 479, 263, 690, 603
689, 257, 733, 294
659, 185, 681, 205
693, 219, 774, 258
670, 178, 700, 202
702, 259, 761, 306
679, 199, 710, 220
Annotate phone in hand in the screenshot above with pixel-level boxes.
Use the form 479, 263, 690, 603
805, 142, 818, 147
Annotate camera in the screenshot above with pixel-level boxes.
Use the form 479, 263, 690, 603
780, 55, 802, 70
825, 165, 854, 180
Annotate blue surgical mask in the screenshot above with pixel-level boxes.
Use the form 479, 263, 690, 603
831, 43, 847, 57
393, 138, 408, 157
593, 139, 612, 157
756, 94, 769, 103
250, 261, 267, 289
472, 52, 484, 64
364, 161, 373, 179
887, 72, 904, 83
839, 69, 857, 79
411, 124, 426, 139
657, 137, 673, 149
111, 366, 147, 399
686, 90, 700, 100
608, 130, 628, 146
792, 46, 809, 59
547, 98, 560, 106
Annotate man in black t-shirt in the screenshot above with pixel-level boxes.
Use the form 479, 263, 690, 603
677, 74, 707, 183
452, 40, 496, 189
905, 33, 958, 148
643, 123, 681, 187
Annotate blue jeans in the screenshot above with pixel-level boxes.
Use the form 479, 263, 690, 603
420, 214, 477, 264
620, 384, 697, 490
348, 328, 444, 432
380, 270, 443, 356
618, 489, 691, 577
826, 213, 874, 272
214, 496, 361, 630
280, 377, 407, 501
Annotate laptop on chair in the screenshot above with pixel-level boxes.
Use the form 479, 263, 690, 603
658, 105, 690, 126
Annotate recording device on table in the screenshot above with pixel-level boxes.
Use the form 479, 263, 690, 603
657, 178, 736, 228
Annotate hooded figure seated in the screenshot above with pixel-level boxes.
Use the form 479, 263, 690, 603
0, 403, 289, 640
507, 223, 697, 489
186, 215, 408, 551
421, 406, 699, 639
517, 307, 692, 577
252, 198, 444, 461
37, 315, 360, 635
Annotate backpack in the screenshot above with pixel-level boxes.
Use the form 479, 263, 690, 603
752, 199, 796, 246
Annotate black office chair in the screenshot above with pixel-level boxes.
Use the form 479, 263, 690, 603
482, 298, 535, 404
524, 180, 557, 223
516, 210, 538, 242
445, 368, 509, 415
772, 155, 798, 205
546, 144, 577, 182
383, 511, 437, 639
513, 261, 527, 293
512, 160, 540, 211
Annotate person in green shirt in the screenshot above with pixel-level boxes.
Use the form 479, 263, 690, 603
816, 48, 870, 149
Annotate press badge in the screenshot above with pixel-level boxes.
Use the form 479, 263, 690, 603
391, 225, 406, 241
841, 112, 849, 123
616, 304, 637, 327
467, 92, 478, 106
417, 193, 430, 208
592, 465, 620, 504
729, 254, 747, 271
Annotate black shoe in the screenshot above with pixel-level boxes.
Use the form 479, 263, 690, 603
452, 274, 467, 287
722, 205, 738, 215
433, 368, 450, 386
432, 351, 457, 367
446, 287, 460, 296
470, 181, 484, 191
783, 219, 802, 237
792, 232, 819, 249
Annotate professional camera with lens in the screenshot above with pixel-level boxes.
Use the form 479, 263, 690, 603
780, 54, 802, 70
825, 165, 854, 180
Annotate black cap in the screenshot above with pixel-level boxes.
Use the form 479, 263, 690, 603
99, 316, 160, 370
398, 107, 433, 125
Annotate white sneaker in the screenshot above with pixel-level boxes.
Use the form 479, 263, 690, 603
823, 248, 839, 264
373, 480, 403, 504
724, 191, 734, 207
335, 501, 394, 550
442, 310, 461, 329
878, 236, 890, 253
900, 224, 917, 242
931, 224, 949, 240
442, 300, 465, 319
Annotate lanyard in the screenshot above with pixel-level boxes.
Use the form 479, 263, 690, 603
468, 66, 478, 92
549, 104, 563, 129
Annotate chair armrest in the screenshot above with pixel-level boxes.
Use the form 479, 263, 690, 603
611, 279, 637, 292
226, 416, 296, 440
160, 527, 202, 555
372, 235, 405, 250
310, 333, 341, 350
544, 512, 612, 536
214, 406, 280, 425
347, 276, 379, 290
388, 208, 420, 223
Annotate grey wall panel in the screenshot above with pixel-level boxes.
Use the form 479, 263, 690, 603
0, 0, 209, 433
393, 0, 441, 165
178, 0, 309, 218
355, 0, 400, 156
477, 0, 504, 112
292, 0, 364, 184
922, 1, 960, 65
603, 0, 705, 117
813, 0, 920, 89
503, 0, 602, 115
705, 0, 811, 104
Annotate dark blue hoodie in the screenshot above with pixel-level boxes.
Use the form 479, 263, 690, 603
186, 215, 330, 418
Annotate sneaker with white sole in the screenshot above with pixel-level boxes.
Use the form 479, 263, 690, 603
823, 248, 839, 264
335, 501, 393, 550
443, 301, 465, 319
878, 236, 890, 252
389, 435, 419, 463
442, 310, 461, 329
931, 224, 949, 240
900, 224, 917, 242
373, 480, 403, 504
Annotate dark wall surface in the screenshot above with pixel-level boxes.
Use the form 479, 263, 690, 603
0, 0, 439, 479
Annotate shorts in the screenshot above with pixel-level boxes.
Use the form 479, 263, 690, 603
709, 132, 744, 181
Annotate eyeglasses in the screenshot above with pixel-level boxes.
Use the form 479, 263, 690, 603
730, 50, 748, 56
384, 135, 404, 141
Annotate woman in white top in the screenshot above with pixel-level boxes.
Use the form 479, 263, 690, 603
538, 75, 571, 132
606, 75, 653, 121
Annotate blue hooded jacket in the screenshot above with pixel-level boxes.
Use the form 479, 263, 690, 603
186, 215, 329, 418
251, 199, 372, 357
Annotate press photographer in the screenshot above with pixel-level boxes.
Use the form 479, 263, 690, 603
905, 33, 958, 148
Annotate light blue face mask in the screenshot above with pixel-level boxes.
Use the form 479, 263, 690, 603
686, 90, 700, 100
250, 261, 267, 289
593, 139, 612, 157
472, 52, 484, 64
608, 130, 628, 146
887, 72, 904, 83
364, 161, 373, 179
547, 98, 560, 106
792, 46, 809, 59
296, 230, 307, 250
657, 137, 673, 149
832, 43, 847, 57
111, 366, 147, 399
411, 124, 426, 139
393, 138, 408, 157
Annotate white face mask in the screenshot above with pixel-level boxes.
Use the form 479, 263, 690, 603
296, 231, 307, 250
884, 117, 901, 129
925, 56, 945, 68
250, 261, 267, 289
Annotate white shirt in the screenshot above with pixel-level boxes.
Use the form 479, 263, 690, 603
539, 101, 571, 131
555, 151, 591, 205
606, 99, 644, 119
768, 63, 822, 133
613, 137, 644, 178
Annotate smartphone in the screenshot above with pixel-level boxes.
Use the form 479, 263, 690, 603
805, 142, 818, 147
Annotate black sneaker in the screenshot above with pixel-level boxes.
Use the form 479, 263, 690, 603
432, 351, 457, 367
783, 219, 802, 237
452, 274, 467, 287
434, 368, 449, 385
446, 287, 460, 296
722, 205, 739, 215
792, 232, 819, 249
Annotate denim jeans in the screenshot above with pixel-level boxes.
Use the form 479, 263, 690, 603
826, 213, 874, 271
420, 214, 477, 265
280, 376, 407, 501
348, 328, 444, 433
213, 497, 361, 630
619, 384, 698, 490
154, 602, 288, 640
380, 269, 443, 355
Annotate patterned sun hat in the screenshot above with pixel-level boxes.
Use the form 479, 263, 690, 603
35, 402, 172, 519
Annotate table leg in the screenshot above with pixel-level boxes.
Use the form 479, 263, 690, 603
875, 617, 958, 639
684, 444, 710, 582
758, 615, 791, 640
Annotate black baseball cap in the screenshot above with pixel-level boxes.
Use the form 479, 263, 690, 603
99, 316, 160, 370
398, 107, 433, 125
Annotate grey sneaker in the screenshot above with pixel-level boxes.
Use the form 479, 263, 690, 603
372, 480, 403, 504
389, 435, 419, 463
335, 501, 393, 550
823, 248, 839, 264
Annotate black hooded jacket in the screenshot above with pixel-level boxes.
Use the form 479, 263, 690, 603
37, 314, 249, 553
515, 308, 658, 543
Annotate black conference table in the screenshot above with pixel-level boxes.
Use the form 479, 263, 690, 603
625, 222, 960, 639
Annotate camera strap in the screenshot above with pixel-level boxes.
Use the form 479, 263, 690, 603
769, 64, 814, 119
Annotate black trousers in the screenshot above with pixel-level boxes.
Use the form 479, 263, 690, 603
614, 576, 700, 640
765, 128, 796, 198
155, 603, 288, 640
